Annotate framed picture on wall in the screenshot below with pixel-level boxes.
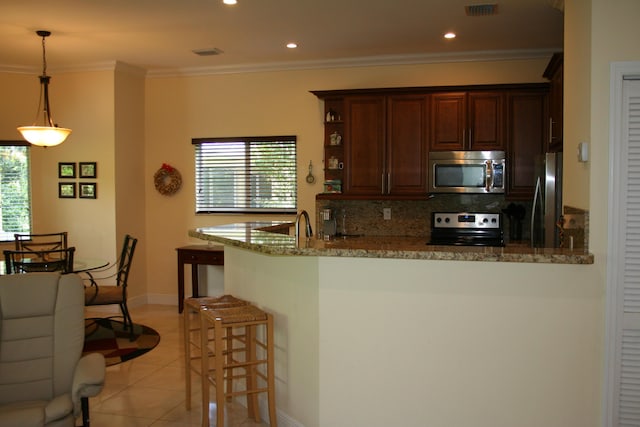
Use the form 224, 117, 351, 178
58, 182, 76, 198
79, 162, 97, 178
79, 182, 97, 199
58, 162, 76, 178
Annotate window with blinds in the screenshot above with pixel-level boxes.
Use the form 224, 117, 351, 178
0, 142, 31, 241
192, 136, 297, 214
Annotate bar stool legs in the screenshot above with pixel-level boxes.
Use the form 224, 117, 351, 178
183, 296, 248, 411
199, 305, 277, 427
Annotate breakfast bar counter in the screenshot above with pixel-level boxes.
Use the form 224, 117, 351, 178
188, 221, 599, 427
189, 221, 594, 264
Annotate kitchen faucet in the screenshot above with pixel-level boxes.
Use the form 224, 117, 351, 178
295, 210, 313, 243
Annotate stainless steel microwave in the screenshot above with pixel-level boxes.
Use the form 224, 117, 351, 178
428, 151, 505, 194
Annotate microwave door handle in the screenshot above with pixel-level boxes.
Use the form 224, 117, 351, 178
485, 160, 492, 192
531, 177, 542, 247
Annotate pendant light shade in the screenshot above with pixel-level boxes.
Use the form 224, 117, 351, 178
17, 30, 71, 147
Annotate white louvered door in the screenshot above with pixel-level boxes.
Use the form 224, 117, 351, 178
611, 77, 640, 427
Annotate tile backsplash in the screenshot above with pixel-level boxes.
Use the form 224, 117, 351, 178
316, 196, 589, 250
316, 194, 530, 241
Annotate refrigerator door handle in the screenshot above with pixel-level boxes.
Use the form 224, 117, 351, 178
531, 176, 542, 247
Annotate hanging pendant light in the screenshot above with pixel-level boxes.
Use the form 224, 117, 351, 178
17, 30, 71, 147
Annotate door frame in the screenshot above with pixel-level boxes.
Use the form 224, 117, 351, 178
604, 60, 640, 427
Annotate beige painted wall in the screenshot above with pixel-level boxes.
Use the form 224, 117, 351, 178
144, 58, 550, 302
0, 70, 118, 263
114, 63, 147, 298
563, 0, 591, 211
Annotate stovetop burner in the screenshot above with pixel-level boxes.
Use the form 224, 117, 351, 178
428, 212, 504, 247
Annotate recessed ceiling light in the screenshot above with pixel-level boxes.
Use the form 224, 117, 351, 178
223, 0, 237, 5
286, 42, 298, 49
444, 32, 456, 39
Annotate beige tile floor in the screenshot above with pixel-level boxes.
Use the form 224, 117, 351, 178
82, 304, 269, 427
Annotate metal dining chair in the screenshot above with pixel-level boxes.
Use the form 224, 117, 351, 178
14, 231, 68, 253
84, 235, 137, 331
3, 247, 75, 274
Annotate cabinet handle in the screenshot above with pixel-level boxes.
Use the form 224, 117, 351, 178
469, 128, 472, 146
549, 117, 555, 142
381, 173, 385, 195
387, 173, 391, 194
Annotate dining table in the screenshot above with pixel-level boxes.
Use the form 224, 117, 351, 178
0, 257, 109, 275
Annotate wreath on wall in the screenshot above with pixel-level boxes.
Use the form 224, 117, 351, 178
154, 163, 182, 196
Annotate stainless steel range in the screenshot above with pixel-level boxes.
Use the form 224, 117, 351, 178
428, 212, 504, 247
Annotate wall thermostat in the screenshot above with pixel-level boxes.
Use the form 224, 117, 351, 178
578, 142, 589, 162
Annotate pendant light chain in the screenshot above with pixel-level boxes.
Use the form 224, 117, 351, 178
41, 32, 47, 77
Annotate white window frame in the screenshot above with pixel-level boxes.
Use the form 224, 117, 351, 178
192, 135, 298, 214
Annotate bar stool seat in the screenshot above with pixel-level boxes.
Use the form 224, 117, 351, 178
183, 295, 249, 410
200, 303, 277, 427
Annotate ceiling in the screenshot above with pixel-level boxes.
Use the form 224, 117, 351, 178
0, 0, 564, 75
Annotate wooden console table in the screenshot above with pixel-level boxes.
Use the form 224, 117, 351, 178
176, 245, 224, 313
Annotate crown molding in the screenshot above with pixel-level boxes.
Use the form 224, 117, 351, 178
146, 48, 561, 78
1, 48, 561, 78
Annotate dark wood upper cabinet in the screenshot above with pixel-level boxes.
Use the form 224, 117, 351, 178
430, 91, 504, 151
386, 94, 429, 195
506, 90, 549, 200
312, 83, 548, 200
344, 96, 386, 195
544, 52, 563, 153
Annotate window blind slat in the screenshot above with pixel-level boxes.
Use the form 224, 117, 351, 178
194, 136, 297, 214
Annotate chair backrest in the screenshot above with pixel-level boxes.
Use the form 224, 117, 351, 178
116, 235, 137, 289
0, 273, 84, 404
14, 232, 68, 254
4, 247, 75, 274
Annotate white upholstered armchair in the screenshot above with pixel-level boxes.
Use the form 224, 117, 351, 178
0, 272, 105, 427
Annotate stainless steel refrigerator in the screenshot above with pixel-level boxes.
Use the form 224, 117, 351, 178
531, 152, 563, 248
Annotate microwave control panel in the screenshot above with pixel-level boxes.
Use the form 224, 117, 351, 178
432, 212, 502, 229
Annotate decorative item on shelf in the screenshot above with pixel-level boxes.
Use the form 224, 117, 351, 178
154, 163, 182, 196
305, 160, 315, 184
17, 31, 72, 147
325, 109, 341, 122
328, 156, 343, 170
329, 131, 342, 146
323, 179, 342, 194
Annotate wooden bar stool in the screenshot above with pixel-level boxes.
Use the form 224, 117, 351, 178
199, 304, 277, 427
183, 295, 249, 410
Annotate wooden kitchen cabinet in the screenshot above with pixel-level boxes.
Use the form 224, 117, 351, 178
430, 91, 504, 151
386, 94, 429, 195
506, 90, 548, 199
343, 94, 428, 196
544, 52, 563, 153
312, 83, 548, 201
344, 96, 386, 195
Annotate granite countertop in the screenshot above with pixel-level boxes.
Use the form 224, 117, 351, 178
189, 222, 594, 264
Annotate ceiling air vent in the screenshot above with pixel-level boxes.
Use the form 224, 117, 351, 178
192, 47, 224, 56
465, 3, 498, 16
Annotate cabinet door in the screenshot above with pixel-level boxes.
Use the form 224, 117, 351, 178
430, 92, 466, 151
387, 95, 429, 195
548, 61, 563, 152
506, 92, 548, 199
468, 92, 505, 150
344, 96, 386, 195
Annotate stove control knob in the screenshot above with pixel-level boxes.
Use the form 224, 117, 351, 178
444, 217, 450, 223
482, 218, 489, 223
436, 217, 442, 223
491, 218, 497, 223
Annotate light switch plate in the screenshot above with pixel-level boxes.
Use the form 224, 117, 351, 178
578, 142, 589, 162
